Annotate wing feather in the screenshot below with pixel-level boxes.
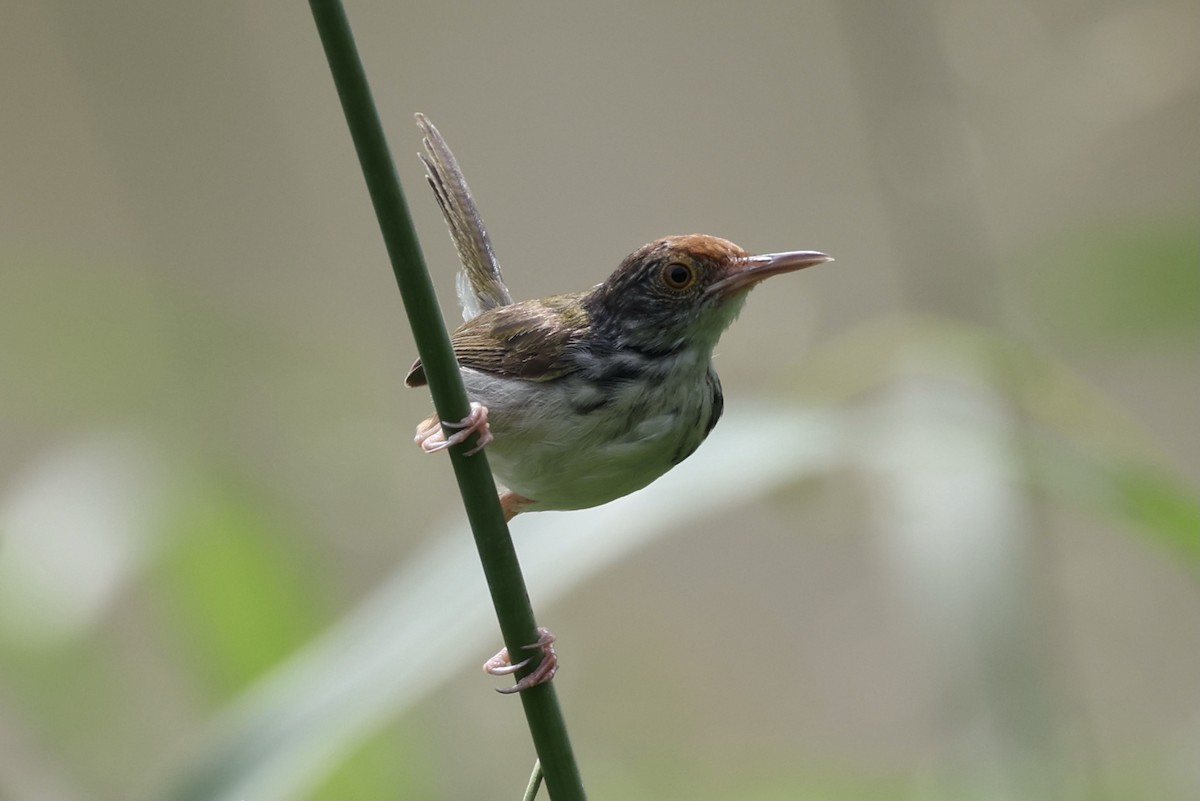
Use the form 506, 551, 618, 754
405, 293, 589, 387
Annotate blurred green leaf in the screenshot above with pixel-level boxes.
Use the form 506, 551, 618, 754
306, 724, 435, 801
1014, 216, 1200, 347
1058, 459, 1200, 568
161, 323, 1198, 799
788, 315, 1200, 570
1112, 465, 1200, 562
154, 476, 329, 697
164, 407, 847, 801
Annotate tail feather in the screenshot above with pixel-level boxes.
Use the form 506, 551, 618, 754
415, 113, 512, 320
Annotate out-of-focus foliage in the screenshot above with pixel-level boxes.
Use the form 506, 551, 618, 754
1015, 218, 1200, 347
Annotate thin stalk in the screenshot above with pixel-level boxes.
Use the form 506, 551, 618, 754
523, 760, 545, 801
307, 2, 585, 798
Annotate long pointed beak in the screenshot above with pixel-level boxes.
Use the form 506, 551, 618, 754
707, 250, 833, 297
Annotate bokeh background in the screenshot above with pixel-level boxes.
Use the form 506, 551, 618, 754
1, 2, 1197, 799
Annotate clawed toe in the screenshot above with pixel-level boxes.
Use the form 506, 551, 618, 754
483, 627, 558, 694
414, 402, 493, 455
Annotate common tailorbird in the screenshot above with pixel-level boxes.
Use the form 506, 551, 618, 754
407, 115, 831, 691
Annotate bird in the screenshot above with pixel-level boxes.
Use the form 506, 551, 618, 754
407, 114, 831, 691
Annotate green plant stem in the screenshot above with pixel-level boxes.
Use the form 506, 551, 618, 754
524, 760, 545, 801
307, 2, 585, 798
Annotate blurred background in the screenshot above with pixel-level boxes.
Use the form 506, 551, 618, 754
1, 2, 1197, 799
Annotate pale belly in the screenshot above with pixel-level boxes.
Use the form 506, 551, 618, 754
461, 360, 722, 511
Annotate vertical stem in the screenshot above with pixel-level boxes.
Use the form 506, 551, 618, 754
307, 2, 585, 798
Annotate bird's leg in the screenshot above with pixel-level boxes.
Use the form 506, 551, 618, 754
484, 626, 558, 694
413, 418, 532, 517
414, 401, 492, 455
499, 490, 533, 521
416, 411, 546, 693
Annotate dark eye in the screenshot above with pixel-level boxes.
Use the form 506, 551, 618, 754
662, 262, 695, 290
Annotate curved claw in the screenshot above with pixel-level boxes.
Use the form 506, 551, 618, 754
483, 627, 558, 694
414, 402, 492, 455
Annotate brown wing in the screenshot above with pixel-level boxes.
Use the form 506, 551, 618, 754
404, 292, 590, 387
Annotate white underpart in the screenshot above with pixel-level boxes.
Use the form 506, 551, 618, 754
461, 346, 716, 511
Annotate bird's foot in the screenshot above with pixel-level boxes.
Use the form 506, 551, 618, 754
414, 402, 492, 455
484, 626, 558, 694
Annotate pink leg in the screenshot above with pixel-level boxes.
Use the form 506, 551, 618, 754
499, 490, 533, 521
414, 402, 492, 455
483, 627, 558, 694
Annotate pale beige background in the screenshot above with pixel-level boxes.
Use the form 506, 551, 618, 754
1, 2, 1197, 799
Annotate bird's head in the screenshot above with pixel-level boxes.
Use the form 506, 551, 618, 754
585, 234, 831, 355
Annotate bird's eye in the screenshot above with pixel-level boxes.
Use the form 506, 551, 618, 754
662, 262, 696, 290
